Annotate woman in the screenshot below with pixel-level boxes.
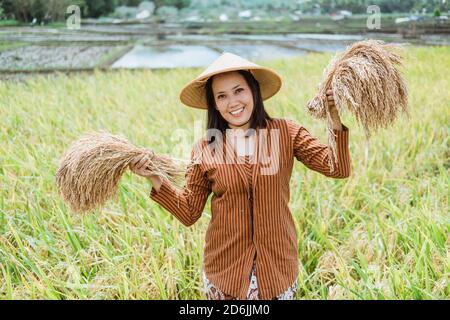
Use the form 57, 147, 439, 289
129, 52, 351, 300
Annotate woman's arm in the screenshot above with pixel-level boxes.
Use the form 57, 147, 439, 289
148, 175, 162, 192
327, 89, 343, 131
130, 143, 211, 227
288, 122, 350, 178
329, 106, 343, 131
286, 90, 351, 178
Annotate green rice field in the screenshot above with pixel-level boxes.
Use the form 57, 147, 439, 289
0, 45, 448, 299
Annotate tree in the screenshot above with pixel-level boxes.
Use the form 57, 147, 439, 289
52, 0, 85, 21
83, 0, 118, 18
119, 0, 142, 5
0, 0, 85, 22
434, 8, 441, 17
154, 0, 190, 10
0, 0, 13, 19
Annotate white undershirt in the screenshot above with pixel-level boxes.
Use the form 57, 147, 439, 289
235, 134, 256, 157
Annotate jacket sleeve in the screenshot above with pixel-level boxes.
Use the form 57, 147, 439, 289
286, 119, 351, 178
149, 142, 212, 227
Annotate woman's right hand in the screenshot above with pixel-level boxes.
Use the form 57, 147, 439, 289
129, 152, 162, 191
129, 152, 154, 178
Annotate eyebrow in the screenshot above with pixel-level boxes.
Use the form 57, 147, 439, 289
217, 84, 242, 95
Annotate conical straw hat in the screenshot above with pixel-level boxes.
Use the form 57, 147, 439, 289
179, 52, 283, 109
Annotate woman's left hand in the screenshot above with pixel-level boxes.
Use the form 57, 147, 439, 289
326, 89, 343, 130
326, 89, 338, 114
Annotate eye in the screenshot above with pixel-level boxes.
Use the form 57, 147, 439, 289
217, 94, 225, 100
235, 88, 244, 93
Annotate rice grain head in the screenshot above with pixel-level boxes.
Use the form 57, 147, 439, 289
307, 40, 409, 170
56, 131, 185, 213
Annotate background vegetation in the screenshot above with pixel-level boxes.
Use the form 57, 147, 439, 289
0, 46, 448, 299
1, 0, 449, 23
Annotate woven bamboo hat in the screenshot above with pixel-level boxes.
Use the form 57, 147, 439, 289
179, 52, 283, 109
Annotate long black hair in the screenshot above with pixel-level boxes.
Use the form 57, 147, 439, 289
205, 70, 272, 141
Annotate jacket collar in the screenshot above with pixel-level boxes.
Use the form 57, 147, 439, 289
224, 120, 276, 198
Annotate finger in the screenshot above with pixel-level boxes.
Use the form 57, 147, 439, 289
326, 89, 333, 95
137, 154, 150, 169
137, 167, 151, 177
138, 153, 149, 165
135, 158, 147, 170
130, 154, 144, 167
129, 159, 138, 170
327, 95, 334, 101
130, 163, 141, 173
146, 149, 155, 159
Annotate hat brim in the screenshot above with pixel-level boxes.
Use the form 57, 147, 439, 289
179, 66, 283, 110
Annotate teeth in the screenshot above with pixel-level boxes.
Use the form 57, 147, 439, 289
230, 107, 244, 115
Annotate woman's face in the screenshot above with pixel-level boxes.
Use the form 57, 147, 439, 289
212, 71, 254, 130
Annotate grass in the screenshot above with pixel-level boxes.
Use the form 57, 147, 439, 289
0, 20, 63, 27
0, 41, 29, 53
96, 45, 134, 68
189, 14, 450, 35
0, 46, 449, 299
0, 19, 19, 27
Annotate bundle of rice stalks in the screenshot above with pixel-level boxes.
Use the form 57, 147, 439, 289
56, 131, 185, 213
307, 40, 409, 170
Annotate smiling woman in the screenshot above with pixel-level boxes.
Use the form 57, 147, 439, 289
208, 71, 257, 130
129, 52, 351, 300
204, 68, 273, 136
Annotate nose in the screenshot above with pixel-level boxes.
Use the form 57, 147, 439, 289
228, 95, 240, 109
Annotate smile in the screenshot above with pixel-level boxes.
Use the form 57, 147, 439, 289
229, 107, 245, 117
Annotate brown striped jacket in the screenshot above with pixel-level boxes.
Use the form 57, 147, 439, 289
150, 117, 351, 299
